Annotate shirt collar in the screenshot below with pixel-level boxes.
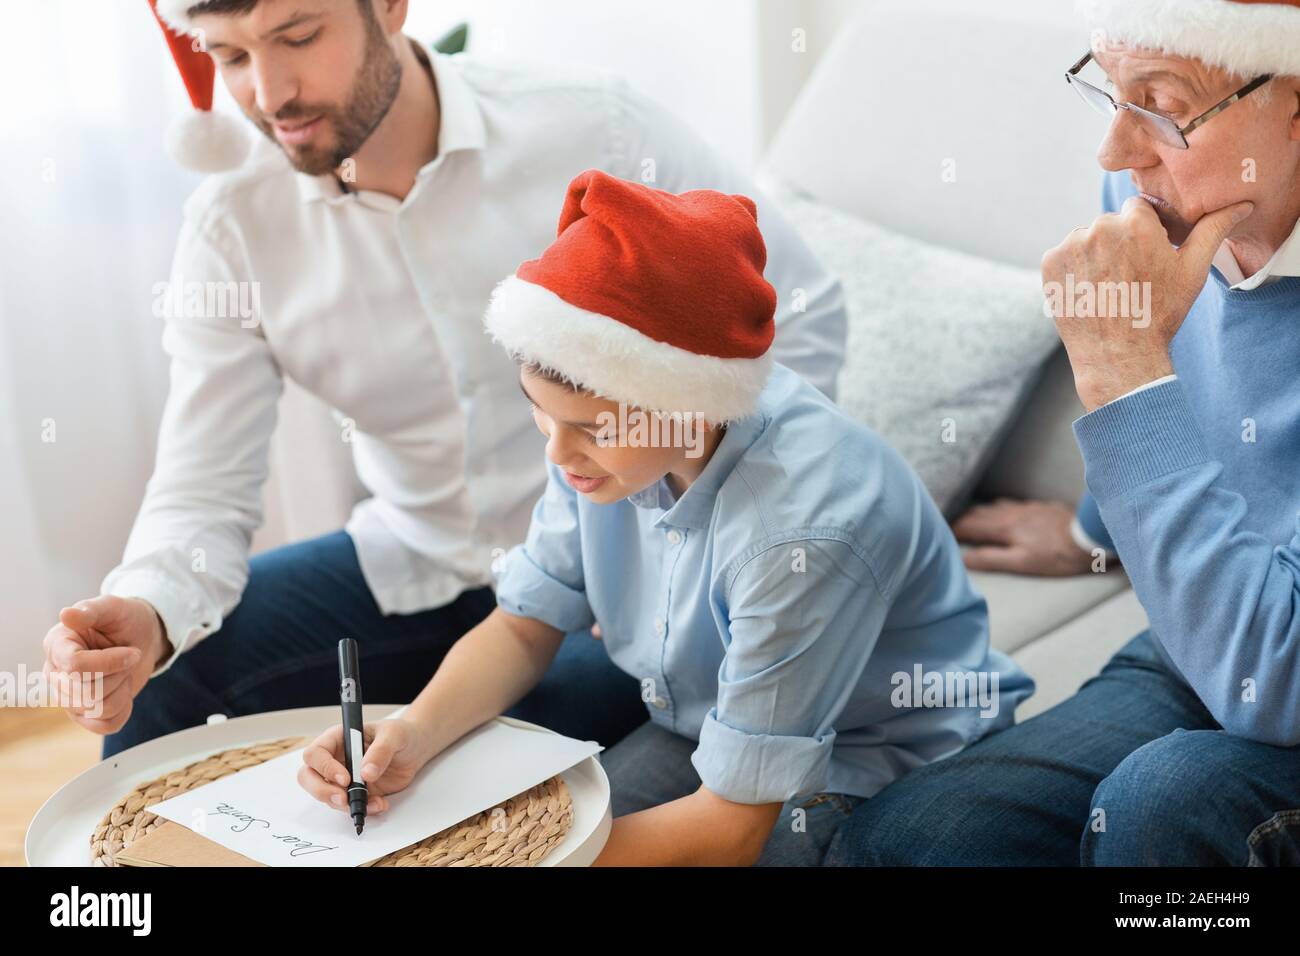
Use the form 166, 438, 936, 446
626, 410, 770, 530
1214, 213, 1300, 291
297, 45, 486, 205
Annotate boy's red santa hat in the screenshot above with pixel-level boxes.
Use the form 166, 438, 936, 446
147, 0, 250, 171
1078, 0, 1300, 78
484, 169, 777, 425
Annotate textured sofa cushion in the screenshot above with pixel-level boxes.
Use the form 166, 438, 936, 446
1010, 587, 1150, 720
972, 566, 1130, 656
761, 176, 1061, 516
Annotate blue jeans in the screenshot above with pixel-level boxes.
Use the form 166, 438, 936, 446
103, 530, 649, 759
600, 719, 864, 865
825, 630, 1300, 866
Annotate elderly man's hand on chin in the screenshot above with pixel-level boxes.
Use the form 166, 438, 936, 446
955, 197, 1254, 578
1042, 195, 1254, 412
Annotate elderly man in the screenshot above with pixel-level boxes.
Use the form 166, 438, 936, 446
828, 0, 1300, 866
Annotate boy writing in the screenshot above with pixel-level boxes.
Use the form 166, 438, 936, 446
298, 169, 1033, 865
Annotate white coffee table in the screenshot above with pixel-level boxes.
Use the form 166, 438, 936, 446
25, 705, 611, 867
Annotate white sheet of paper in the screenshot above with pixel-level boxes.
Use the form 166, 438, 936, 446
146, 717, 603, 867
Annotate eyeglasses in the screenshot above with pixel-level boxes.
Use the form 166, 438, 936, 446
1065, 50, 1273, 149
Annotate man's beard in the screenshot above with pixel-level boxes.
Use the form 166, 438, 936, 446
246, 19, 403, 176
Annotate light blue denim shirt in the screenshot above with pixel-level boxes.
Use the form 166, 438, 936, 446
495, 363, 1034, 804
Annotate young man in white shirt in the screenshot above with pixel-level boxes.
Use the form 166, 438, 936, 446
41, 0, 846, 764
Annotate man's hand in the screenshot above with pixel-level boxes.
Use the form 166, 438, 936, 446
1043, 197, 1254, 411
952, 498, 1097, 576
42, 595, 170, 735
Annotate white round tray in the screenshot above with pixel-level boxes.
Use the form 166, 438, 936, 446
25, 705, 610, 867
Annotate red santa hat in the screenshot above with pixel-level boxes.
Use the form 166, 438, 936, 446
1078, 0, 1300, 78
147, 0, 250, 171
484, 169, 777, 425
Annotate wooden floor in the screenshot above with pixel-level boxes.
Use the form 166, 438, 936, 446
0, 708, 101, 867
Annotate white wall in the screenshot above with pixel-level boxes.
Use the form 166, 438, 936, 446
405, 0, 767, 169
0, 2, 197, 674
753, 0, 864, 146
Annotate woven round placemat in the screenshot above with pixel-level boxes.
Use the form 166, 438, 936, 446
91, 735, 574, 867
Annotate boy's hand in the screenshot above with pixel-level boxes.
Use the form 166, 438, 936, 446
298, 718, 435, 816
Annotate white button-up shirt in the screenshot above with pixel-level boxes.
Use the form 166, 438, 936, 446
103, 50, 847, 676
1212, 216, 1300, 289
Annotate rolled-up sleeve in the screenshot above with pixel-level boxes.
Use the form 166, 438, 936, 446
494, 460, 595, 634
692, 536, 887, 805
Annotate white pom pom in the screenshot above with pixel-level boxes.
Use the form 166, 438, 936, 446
154, 0, 198, 33
164, 110, 250, 173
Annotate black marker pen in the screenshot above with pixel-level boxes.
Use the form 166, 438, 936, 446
338, 638, 367, 835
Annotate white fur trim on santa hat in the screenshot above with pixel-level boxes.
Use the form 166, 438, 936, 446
166, 109, 251, 172
155, 0, 200, 32
484, 276, 773, 425
1078, 0, 1300, 79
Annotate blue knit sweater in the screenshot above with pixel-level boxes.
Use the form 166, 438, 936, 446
1073, 170, 1300, 746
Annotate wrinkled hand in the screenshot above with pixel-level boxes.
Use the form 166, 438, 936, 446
1043, 196, 1254, 411
42, 595, 168, 734
952, 498, 1098, 576
298, 718, 435, 816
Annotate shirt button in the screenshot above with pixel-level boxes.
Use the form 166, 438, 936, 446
653, 616, 666, 636
651, 696, 669, 709
666, 530, 683, 545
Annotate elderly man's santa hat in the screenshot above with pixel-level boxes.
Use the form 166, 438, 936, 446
1078, 0, 1300, 78
484, 169, 777, 425
147, 0, 250, 171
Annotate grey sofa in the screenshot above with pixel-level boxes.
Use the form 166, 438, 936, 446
758, 0, 1149, 719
